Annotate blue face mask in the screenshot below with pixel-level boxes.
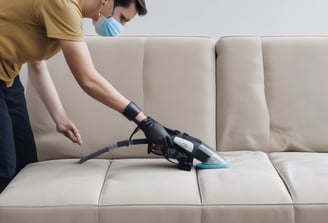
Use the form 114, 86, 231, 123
94, 8, 124, 37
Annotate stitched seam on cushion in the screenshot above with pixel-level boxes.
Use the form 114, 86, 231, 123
195, 170, 204, 223
3, 203, 328, 208
268, 155, 296, 223
97, 203, 292, 207
96, 204, 202, 207
261, 37, 273, 151
98, 161, 112, 206
196, 171, 203, 204
0, 204, 100, 208
141, 38, 146, 111
268, 156, 295, 202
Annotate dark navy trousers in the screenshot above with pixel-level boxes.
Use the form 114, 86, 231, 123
0, 76, 37, 192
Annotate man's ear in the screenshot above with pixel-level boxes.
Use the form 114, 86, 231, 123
102, 0, 114, 5
99, 0, 114, 17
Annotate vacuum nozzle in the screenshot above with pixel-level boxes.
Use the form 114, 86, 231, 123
173, 135, 229, 170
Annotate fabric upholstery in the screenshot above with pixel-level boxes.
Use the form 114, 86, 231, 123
270, 152, 328, 223
0, 158, 202, 223
26, 36, 217, 161
217, 36, 328, 152
199, 151, 293, 223
1, 36, 328, 223
99, 159, 202, 223
0, 159, 109, 223
216, 37, 270, 151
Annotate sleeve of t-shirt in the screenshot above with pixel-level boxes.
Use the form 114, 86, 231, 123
39, 0, 84, 41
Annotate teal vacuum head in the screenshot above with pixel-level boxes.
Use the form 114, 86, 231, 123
193, 146, 229, 169
172, 134, 229, 170
196, 163, 229, 169
196, 158, 229, 169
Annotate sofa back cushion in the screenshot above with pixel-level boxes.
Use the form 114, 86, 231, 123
217, 36, 328, 152
26, 36, 217, 161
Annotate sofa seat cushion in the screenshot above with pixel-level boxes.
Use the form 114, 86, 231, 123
2, 152, 314, 223
198, 151, 293, 223
270, 152, 328, 223
0, 158, 202, 223
98, 159, 202, 223
0, 159, 109, 223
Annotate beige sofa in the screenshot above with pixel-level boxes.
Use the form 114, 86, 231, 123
1, 36, 328, 223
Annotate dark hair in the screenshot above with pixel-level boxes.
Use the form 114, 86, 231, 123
114, 0, 147, 16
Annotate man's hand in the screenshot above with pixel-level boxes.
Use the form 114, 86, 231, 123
28, 60, 81, 146
56, 118, 82, 145
138, 117, 173, 152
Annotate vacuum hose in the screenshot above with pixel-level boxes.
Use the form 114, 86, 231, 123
78, 127, 229, 171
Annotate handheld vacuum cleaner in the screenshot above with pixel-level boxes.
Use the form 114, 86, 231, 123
78, 126, 229, 171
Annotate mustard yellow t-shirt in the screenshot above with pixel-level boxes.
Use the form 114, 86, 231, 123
0, 0, 84, 87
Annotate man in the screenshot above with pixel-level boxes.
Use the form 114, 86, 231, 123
0, 0, 172, 193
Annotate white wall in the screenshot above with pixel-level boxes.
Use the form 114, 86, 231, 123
84, 0, 328, 37
22, 0, 328, 86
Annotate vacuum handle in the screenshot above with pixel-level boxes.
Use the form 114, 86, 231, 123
130, 139, 148, 145
78, 139, 149, 164
77, 147, 111, 164
78, 140, 129, 164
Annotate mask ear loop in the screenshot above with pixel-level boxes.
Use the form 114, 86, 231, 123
111, 5, 116, 17
99, 2, 115, 19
